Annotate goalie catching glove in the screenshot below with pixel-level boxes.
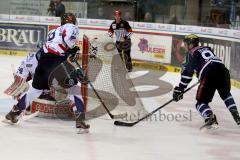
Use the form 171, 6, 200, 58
173, 86, 184, 102
4, 75, 29, 99
118, 36, 131, 51
75, 68, 88, 85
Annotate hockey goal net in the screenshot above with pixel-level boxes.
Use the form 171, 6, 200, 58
81, 34, 147, 120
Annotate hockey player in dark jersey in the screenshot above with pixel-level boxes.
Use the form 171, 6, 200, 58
108, 10, 133, 72
173, 34, 240, 129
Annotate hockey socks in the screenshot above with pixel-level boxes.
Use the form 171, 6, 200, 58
224, 95, 238, 113
196, 102, 213, 119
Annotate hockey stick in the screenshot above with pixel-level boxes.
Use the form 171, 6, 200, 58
11, 64, 15, 77
114, 82, 199, 127
74, 60, 127, 119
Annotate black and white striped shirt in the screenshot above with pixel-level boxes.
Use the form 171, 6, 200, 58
108, 19, 133, 42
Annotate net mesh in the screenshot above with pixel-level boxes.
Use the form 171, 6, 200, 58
82, 34, 148, 121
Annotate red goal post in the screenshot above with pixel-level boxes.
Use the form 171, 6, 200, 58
81, 35, 89, 112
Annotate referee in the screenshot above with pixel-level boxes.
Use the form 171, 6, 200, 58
108, 10, 133, 72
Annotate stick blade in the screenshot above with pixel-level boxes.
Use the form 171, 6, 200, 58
114, 120, 136, 127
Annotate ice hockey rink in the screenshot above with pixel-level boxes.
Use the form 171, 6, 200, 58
0, 55, 240, 160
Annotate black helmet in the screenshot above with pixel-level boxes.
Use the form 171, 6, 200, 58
183, 34, 199, 47
61, 13, 77, 25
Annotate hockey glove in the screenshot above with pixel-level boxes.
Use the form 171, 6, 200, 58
67, 46, 80, 62
74, 69, 89, 85
173, 86, 184, 102
64, 76, 78, 88
4, 75, 30, 99
118, 39, 131, 51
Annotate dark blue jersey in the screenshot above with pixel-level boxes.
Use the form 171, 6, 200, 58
179, 46, 223, 89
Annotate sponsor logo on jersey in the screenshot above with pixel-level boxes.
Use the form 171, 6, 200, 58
26, 64, 33, 67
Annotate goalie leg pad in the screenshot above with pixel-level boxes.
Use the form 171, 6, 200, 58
31, 98, 74, 119
4, 75, 29, 98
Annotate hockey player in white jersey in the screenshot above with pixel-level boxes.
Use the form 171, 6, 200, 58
4, 43, 57, 114
5, 13, 90, 133
4, 51, 40, 99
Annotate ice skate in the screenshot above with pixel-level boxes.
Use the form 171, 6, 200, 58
24, 105, 32, 115
75, 112, 90, 134
5, 105, 22, 123
200, 114, 219, 131
231, 111, 240, 125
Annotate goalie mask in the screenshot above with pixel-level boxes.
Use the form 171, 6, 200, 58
61, 13, 77, 25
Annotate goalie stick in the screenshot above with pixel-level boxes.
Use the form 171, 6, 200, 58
11, 64, 15, 77
73, 60, 127, 119
114, 82, 199, 127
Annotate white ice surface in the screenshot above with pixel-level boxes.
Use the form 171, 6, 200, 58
0, 55, 240, 160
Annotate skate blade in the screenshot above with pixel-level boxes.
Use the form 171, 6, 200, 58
24, 111, 32, 116
77, 128, 89, 134
20, 111, 39, 121
200, 124, 219, 132
1, 119, 16, 125
0, 117, 21, 126
0, 111, 39, 127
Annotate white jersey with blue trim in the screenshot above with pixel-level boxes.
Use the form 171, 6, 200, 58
43, 23, 80, 56
16, 52, 38, 79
